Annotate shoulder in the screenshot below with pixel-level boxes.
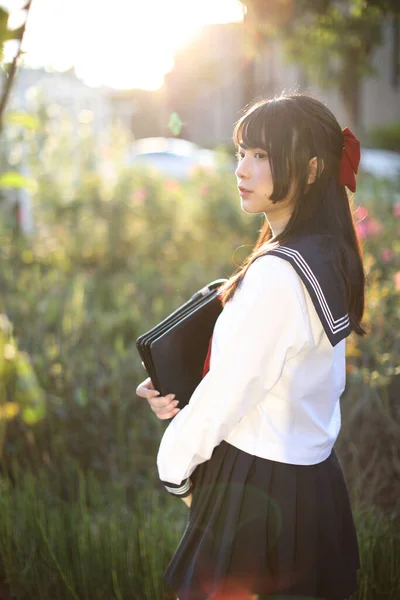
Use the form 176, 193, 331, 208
242, 254, 308, 312
248, 253, 300, 278
246, 253, 305, 291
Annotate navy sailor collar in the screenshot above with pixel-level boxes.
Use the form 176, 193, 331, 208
260, 234, 352, 347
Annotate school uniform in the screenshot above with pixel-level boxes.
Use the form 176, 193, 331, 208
157, 233, 360, 600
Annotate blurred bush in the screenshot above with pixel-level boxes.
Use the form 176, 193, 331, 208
367, 121, 400, 152
0, 313, 46, 462
0, 104, 257, 500
0, 106, 399, 518
336, 193, 400, 513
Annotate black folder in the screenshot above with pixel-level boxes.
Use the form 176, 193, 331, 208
136, 279, 227, 411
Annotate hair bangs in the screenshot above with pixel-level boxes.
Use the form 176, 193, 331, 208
233, 102, 275, 152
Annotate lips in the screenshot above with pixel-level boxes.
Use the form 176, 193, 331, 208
238, 186, 253, 196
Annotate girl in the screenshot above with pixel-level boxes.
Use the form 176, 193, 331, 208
136, 92, 365, 600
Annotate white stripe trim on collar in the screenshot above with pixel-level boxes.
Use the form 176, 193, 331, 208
269, 246, 350, 335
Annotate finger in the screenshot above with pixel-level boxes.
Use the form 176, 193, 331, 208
155, 400, 180, 415
155, 408, 180, 420
146, 377, 156, 390
151, 399, 178, 414
136, 384, 152, 398
136, 386, 160, 399
136, 378, 157, 397
148, 393, 174, 407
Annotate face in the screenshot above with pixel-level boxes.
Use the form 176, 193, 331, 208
235, 145, 296, 219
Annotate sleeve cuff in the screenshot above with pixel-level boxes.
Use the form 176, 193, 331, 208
160, 477, 192, 497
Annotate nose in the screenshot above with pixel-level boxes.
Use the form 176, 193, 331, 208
235, 156, 251, 180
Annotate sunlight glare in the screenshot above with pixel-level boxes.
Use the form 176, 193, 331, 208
5, 0, 244, 90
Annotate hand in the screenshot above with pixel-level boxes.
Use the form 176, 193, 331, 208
136, 376, 180, 420
181, 493, 193, 508
181, 479, 193, 507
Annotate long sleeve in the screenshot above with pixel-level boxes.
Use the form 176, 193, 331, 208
157, 255, 312, 489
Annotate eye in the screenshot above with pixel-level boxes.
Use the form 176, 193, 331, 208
235, 150, 268, 161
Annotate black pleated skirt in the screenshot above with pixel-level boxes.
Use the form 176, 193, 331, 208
163, 440, 360, 600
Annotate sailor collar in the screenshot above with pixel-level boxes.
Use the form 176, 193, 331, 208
261, 234, 352, 347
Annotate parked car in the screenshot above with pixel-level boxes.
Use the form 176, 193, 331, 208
126, 137, 233, 180
359, 148, 400, 181
128, 139, 400, 183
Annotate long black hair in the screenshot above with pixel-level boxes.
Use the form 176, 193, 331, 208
217, 92, 367, 337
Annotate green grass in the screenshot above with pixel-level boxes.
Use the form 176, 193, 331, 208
0, 465, 186, 600
0, 466, 398, 600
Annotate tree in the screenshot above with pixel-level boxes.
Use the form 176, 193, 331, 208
240, 0, 400, 133
0, 1, 33, 134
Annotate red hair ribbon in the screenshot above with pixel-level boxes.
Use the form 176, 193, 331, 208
339, 127, 360, 193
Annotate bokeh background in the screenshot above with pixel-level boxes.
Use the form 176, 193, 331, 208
0, 1, 400, 599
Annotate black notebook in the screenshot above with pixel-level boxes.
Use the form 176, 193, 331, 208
136, 279, 227, 411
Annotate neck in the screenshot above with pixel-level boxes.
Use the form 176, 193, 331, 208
265, 213, 291, 239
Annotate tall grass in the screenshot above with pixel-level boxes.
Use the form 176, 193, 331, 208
0, 464, 398, 599
0, 463, 186, 600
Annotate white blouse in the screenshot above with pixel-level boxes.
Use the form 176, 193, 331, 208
156, 253, 347, 492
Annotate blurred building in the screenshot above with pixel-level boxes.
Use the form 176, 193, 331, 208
6, 15, 399, 148
163, 18, 400, 147
7, 66, 170, 140
4, 17, 400, 151
8, 66, 113, 136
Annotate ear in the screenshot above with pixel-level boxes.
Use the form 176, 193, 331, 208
307, 156, 324, 184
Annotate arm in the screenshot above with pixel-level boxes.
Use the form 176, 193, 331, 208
157, 255, 312, 491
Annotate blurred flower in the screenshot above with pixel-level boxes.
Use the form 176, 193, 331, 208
356, 216, 383, 239
393, 202, 400, 218
355, 205, 370, 239
356, 221, 369, 239
199, 184, 209, 197
165, 180, 181, 193
367, 218, 383, 236
131, 188, 148, 204
355, 205, 369, 220
0, 402, 20, 421
381, 248, 393, 262
394, 272, 400, 291
3, 343, 16, 360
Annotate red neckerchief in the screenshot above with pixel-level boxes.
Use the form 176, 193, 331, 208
202, 293, 223, 378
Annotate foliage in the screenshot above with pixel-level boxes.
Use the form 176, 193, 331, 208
1, 108, 400, 505
0, 464, 185, 600
337, 186, 400, 512
0, 464, 398, 599
240, 0, 395, 128
0, 107, 399, 595
282, 3, 382, 87
0, 106, 253, 489
0, 5, 25, 65
367, 121, 400, 152
0, 2, 32, 133
0, 312, 46, 462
